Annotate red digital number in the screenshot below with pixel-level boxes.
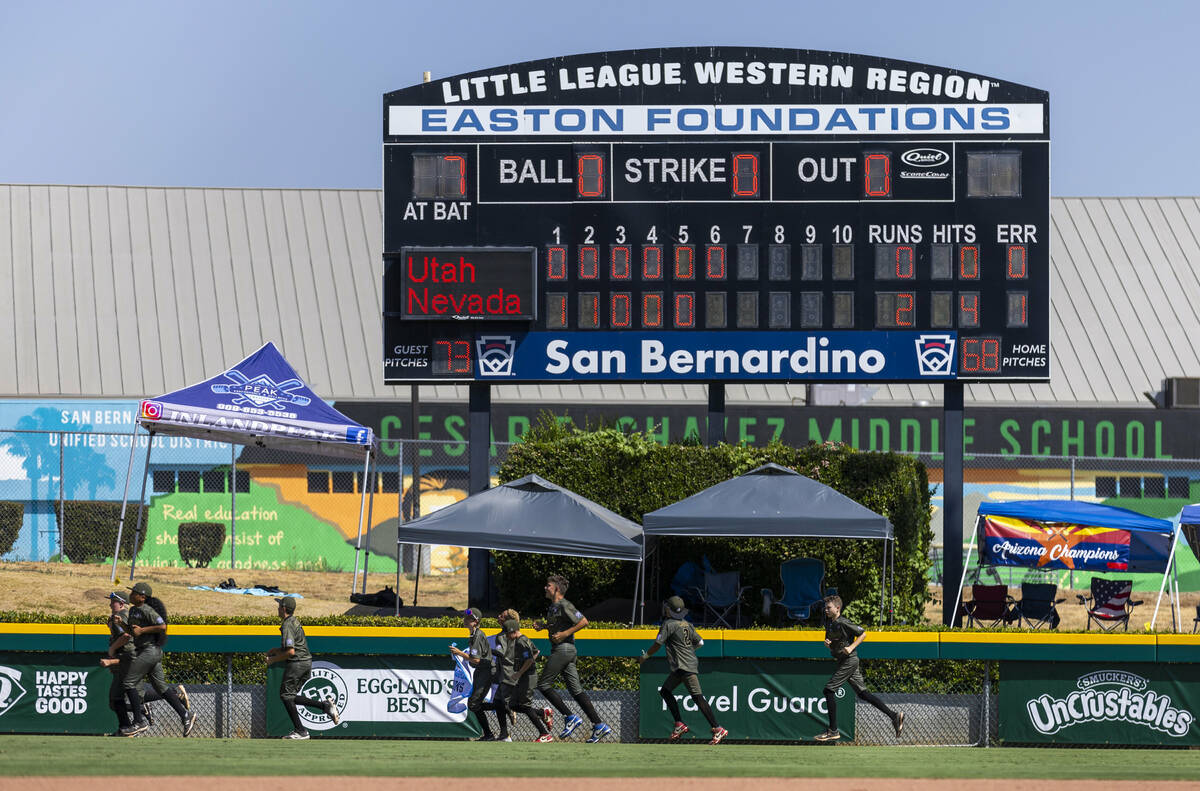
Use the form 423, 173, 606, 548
732, 153, 759, 197
961, 338, 1001, 373
577, 154, 605, 197
643, 246, 663, 279
434, 340, 472, 374
706, 245, 726, 279
611, 293, 631, 327
642, 293, 663, 328
674, 293, 695, 328
579, 246, 599, 279
895, 292, 914, 326
895, 245, 915, 278
959, 294, 979, 327
864, 153, 891, 197
443, 155, 466, 198
546, 246, 567, 280
1008, 245, 1027, 278
674, 245, 695, 279
611, 246, 631, 279
960, 246, 979, 279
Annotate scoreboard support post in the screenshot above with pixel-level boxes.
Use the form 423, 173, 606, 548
707, 384, 725, 447
943, 382, 964, 626
468, 383, 493, 609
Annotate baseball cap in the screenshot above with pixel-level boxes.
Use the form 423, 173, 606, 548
107, 591, 127, 604
462, 607, 482, 621
664, 596, 688, 619
275, 596, 297, 612
128, 582, 152, 597
502, 618, 520, 633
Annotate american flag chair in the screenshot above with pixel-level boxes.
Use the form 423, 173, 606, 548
1077, 578, 1142, 632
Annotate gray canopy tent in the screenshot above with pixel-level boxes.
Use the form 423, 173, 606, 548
387, 474, 645, 620
641, 462, 895, 622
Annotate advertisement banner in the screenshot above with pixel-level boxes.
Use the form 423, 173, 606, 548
0, 653, 115, 734
981, 515, 1132, 572
266, 656, 477, 738
1001, 662, 1200, 745
638, 658, 851, 742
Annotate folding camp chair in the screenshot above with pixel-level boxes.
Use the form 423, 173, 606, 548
1077, 578, 1142, 632
958, 584, 1012, 629
690, 569, 750, 628
1193, 605, 1200, 634
1008, 582, 1064, 629
762, 557, 830, 624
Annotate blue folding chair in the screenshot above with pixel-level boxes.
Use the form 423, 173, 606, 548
762, 557, 831, 624
690, 569, 751, 628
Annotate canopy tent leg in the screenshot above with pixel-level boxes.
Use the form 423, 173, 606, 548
951, 515, 981, 627
1152, 526, 1181, 630
351, 448, 372, 595
111, 422, 142, 583
889, 537, 895, 626
630, 559, 642, 626
128, 431, 156, 580
395, 441, 403, 617
363, 454, 377, 596
879, 538, 886, 624
230, 443, 237, 569
1173, 559, 1181, 632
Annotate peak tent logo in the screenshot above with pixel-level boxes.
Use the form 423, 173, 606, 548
210, 369, 312, 411
0, 667, 28, 719
297, 662, 349, 731
1026, 671, 1195, 737
476, 336, 516, 376
914, 334, 955, 376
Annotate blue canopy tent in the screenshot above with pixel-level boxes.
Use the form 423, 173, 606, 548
957, 500, 1181, 629
111, 342, 379, 585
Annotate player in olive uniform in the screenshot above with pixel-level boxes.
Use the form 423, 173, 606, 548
266, 596, 341, 739
815, 595, 904, 742
495, 618, 551, 742
450, 607, 508, 740
116, 582, 195, 737
101, 592, 175, 733
533, 574, 612, 742
638, 596, 727, 745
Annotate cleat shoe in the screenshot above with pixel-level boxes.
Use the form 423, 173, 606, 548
177, 684, 190, 710
182, 710, 197, 737
669, 721, 689, 741
498, 736, 513, 742
559, 713, 583, 739
475, 734, 496, 742
893, 711, 905, 737
118, 723, 148, 737
814, 729, 840, 742
282, 730, 310, 740
542, 707, 554, 733
142, 702, 154, 727
535, 733, 554, 743
325, 701, 341, 726
586, 722, 613, 743
709, 726, 728, 745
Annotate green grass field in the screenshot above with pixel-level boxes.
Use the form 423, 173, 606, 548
1, 737, 1199, 779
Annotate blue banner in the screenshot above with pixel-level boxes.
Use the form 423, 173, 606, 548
473, 330, 957, 382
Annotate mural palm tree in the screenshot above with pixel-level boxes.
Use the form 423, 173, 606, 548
0, 408, 61, 559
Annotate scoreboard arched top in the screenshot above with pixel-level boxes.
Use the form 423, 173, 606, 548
382, 48, 1049, 384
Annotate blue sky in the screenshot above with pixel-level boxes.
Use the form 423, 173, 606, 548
0, 0, 1192, 195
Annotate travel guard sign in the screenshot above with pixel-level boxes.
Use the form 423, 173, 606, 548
472, 330, 957, 381
393, 247, 536, 320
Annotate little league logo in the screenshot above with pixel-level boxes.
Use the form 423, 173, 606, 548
476, 336, 516, 377
297, 663, 349, 731
914, 334, 956, 376
0, 667, 28, 719
210, 369, 312, 410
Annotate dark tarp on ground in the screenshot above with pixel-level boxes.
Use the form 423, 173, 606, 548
641, 462, 893, 539
357, 474, 644, 561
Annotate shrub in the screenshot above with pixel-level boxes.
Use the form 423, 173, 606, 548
0, 501, 22, 556
56, 501, 145, 563
495, 417, 933, 625
178, 522, 226, 567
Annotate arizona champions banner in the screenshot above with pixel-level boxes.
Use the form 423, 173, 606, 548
639, 658, 852, 741
1001, 662, 1200, 745
266, 656, 477, 738
981, 515, 1131, 571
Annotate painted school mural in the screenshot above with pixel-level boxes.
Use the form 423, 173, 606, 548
3, 399, 1200, 589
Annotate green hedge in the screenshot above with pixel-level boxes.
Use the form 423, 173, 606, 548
56, 501, 144, 563
494, 419, 933, 625
178, 522, 225, 567
0, 501, 21, 556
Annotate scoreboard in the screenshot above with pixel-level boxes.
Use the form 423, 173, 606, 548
383, 47, 1049, 384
